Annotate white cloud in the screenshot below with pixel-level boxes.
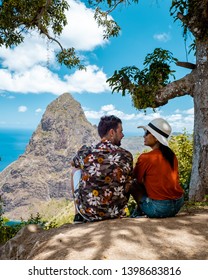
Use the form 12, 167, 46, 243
84, 110, 103, 119
0, 66, 64, 94
35, 108, 42, 113
0, 64, 109, 94
61, 0, 108, 51
153, 32, 170, 42
85, 104, 149, 121
64, 65, 110, 93
18, 106, 28, 113
184, 108, 194, 115
168, 114, 182, 122
0, 34, 53, 72
101, 104, 115, 111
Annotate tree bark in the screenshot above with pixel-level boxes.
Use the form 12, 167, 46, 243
189, 39, 208, 200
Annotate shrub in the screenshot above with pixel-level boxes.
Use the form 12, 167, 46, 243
169, 131, 193, 199
0, 210, 56, 245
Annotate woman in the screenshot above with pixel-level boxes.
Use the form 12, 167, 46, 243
132, 118, 184, 218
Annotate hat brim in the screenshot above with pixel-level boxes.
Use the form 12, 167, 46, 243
137, 125, 169, 146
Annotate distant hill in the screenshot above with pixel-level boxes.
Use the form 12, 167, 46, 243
121, 136, 146, 157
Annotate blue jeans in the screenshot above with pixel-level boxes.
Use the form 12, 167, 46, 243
140, 196, 184, 218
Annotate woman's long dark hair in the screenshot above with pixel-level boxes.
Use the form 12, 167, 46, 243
159, 143, 175, 169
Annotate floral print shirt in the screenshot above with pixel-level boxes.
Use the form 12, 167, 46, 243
73, 140, 133, 221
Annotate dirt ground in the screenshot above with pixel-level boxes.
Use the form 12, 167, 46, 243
0, 207, 207, 260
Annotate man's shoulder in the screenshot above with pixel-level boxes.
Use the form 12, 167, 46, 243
116, 146, 133, 160
77, 144, 92, 155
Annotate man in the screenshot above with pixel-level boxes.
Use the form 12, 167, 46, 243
71, 115, 133, 223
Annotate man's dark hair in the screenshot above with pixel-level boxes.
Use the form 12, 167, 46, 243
98, 115, 122, 138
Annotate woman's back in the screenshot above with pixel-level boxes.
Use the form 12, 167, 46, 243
134, 149, 184, 200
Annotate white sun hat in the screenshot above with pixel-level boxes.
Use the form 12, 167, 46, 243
137, 118, 172, 146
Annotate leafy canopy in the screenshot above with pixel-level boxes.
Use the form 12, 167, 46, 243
107, 48, 178, 110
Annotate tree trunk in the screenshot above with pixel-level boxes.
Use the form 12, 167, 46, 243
189, 39, 208, 201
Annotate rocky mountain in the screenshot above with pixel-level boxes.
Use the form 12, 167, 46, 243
121, 136, 146, 157
0, 93, 99, 219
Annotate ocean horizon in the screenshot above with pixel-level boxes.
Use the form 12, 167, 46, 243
0, 128, 33, 172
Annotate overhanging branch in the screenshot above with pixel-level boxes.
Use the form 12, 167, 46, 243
177, 61, 196, 69
154, 72, 195, 106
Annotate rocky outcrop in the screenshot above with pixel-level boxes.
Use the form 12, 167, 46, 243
0, 210, 208, 260
0, 93, 99, 219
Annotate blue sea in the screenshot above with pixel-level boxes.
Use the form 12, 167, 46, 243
0, 129, 33, 172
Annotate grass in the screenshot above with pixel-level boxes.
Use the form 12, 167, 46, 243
36, 199, 75, 227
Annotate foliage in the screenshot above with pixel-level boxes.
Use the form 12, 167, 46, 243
169, 131, 193, 199
0, 211, 56, 245
107, 48, 178, 111
127, 195, 137, 215
56, 47, 85, 70
0, 0, 69, 43
94, 7, 121, 39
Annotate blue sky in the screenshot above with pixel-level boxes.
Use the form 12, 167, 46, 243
0, 0, 194, 136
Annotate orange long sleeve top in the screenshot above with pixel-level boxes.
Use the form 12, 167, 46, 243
134, 149, 184, 200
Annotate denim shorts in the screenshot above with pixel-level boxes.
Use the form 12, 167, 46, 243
140, 196, 184, 218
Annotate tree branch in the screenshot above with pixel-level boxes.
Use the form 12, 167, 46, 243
43, 31, 64, 51
177, 12, 185, 22
154, 72, 195, 107
31, 0, 53, 25
176, 61, 196, 69
106, 0, 125, 14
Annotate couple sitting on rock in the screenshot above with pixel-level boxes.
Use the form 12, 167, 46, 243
71, 115, 184, 223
